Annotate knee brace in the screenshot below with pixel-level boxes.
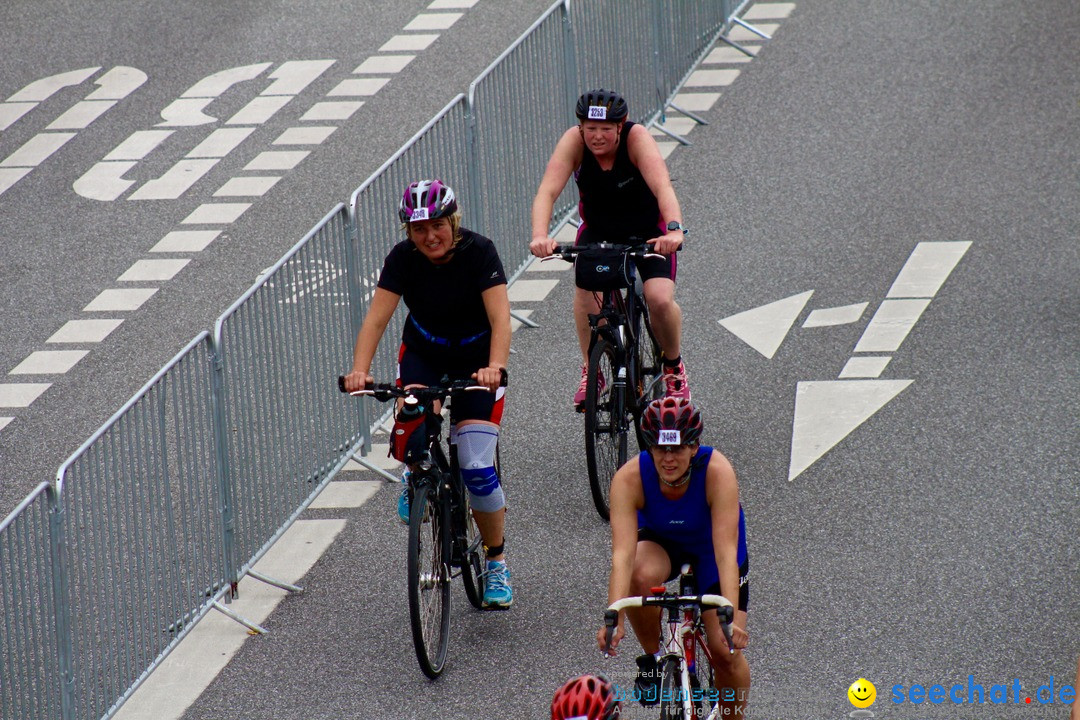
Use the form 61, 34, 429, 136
456, 425, 505, 513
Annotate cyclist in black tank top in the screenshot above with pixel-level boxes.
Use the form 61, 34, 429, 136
530, 89, 692, 408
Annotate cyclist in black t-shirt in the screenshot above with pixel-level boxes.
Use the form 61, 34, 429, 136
530, 88, 691, 409
342, 179, 513, 608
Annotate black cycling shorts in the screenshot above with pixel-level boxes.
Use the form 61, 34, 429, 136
576, 225, 677, 283
396, 342, 505, 425
638, 527, 749, 612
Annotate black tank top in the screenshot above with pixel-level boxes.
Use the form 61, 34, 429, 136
574, 121, 662, 241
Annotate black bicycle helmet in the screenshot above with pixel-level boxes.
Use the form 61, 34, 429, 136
575, 88, 628, 123
551, 674, 621, 720
640, 397, 703, 447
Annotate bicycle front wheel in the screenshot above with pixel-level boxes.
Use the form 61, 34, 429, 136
690, 629, 716, 718
659, 656, 686, 720
408, 483, 451, 678
584, 338, 628, 521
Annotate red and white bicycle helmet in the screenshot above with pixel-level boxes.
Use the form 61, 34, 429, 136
398, 179, 457, 224
551, 674, 621, 720
640, 397, 703, 447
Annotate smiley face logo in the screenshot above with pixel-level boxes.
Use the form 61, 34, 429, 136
848, 678, 876, 708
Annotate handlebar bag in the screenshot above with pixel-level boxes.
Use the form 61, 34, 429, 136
574, 246, 634, 291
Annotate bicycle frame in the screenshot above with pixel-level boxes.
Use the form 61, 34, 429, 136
660, 601, 718, 719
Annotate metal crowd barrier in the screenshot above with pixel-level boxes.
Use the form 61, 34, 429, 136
214, 203, 362, 578
55, 333, 227, 720
3, 1, 759, 717
0, 483, 64, 720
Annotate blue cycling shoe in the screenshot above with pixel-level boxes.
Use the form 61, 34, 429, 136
482, 560, 513, 609
397, 471, 411, 525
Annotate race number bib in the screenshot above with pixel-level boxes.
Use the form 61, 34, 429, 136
658, 429, 681, 445
409, 207, 430, 221
587, 105, 608, 120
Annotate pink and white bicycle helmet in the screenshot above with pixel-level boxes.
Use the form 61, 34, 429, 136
398, 179, 458, 224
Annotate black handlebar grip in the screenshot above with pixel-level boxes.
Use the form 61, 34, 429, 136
337, 376, 346, 393
603, 609, 618, 652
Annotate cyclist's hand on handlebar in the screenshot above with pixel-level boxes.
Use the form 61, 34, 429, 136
731, 623, 749, 651
342, 369, 373, 393
597, 622, 625, 656
647, 230, 685, 256
530, 235, 558, 258
471, 366, 505, 393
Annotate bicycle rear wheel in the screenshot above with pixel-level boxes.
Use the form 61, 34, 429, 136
458, 489, 486, 609
584, 338, 627, 521
407, 483, 451, 678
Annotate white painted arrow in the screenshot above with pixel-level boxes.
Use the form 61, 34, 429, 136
788, 379, 913, 481
718, 290, 813, 359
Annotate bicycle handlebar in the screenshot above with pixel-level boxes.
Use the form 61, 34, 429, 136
337, 374, 507, 403
548, 241, 679, 262
603, 593, 736, 655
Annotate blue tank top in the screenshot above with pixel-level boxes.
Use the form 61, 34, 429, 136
637, 447, 747, 571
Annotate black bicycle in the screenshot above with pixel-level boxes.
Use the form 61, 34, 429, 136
339, 376, 502, 678
548, 242, 666, 520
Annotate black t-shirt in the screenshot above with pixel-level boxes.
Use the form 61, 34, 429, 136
575, 120, 663, 242
377, 228, 507, 348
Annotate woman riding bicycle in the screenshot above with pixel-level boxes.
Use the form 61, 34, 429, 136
342, 179, 513, 609
530, 88, 691, 407
597, 398, 749, 712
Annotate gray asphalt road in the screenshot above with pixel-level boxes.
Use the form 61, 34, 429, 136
0, 0, 552, 514
175, 1, 1078, 720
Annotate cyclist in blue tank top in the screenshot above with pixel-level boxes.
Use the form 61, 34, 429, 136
598, 398, 750, 715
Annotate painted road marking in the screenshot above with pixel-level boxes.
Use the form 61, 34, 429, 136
307, 480, 381, 509
273, 126, 336, 145
150, 230, 220, 253
852, 298, 931, 353
46, 101, 117, 130
260, 60, 336, 96
46, 319, 124, 344
104, 130, 174, 160
0, 67, 99, 127
2, 132, 76, 166
0, 418, 10, 431
9, 351, 88, 375
886, 241, 971, 298
111, 518, 347, 720
718, 290, 813, 359
703, 46, 758, 63
117, 259, 190, 282
744, 2, 796, 19
379, 34, 439, 52
243, 150, 309, 171
838, 356, 891, 379
214, 176, 280, 197
353, 55, 415, 74
0, 168, 31, 195
0, 384, 51, 407
300, 101, 364, 121
83, 288, 158, 312
404, 13, 463, 31
187, 127, 257, 157
181, 203, 251, 224
803, 302, 868, 328
729, 24, 779, 42
128, 159, 220, 200
429, 0, 479, 8
670, 92, 721, 112
685, 69, 741, 87
789, 379, 912, 480
507, 278, 560, 302
225, 96, 293, 125
328, 77, 390, 96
